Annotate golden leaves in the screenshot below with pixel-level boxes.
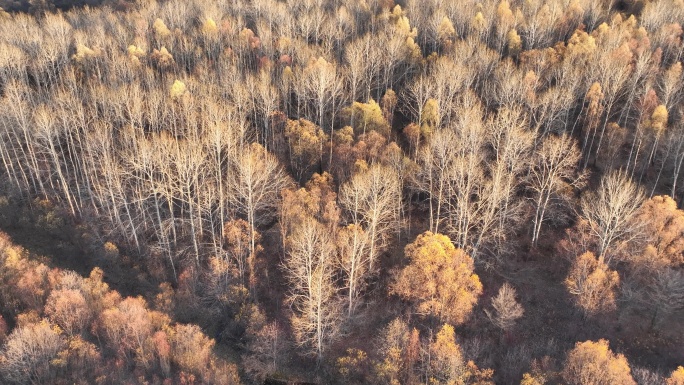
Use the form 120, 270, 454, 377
392, 232, 482, 325
667, 366, 684, 385
563, 340, 636, 385
153, 18, 171, 38
170, 80, 187, 100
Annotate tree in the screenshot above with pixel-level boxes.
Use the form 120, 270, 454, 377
346, 99, 391, 137
562, 339, 636, 385
280, 172, 340, 246
415, 128, 458, 235
507, 29, 523, 56
373, 318, 419, 385
169, 324, 215, 378
486, 283, 524, 333
436, 16, 456, 51
339, 164, 401, 273
475, 106, 533, 257
97, 296, 154, 364
282, 217, 341, 363
344, 34, 378, 103
222, 219, 258, 289
520, 371, 546, 385
420, 98, 440, 137
284, 118, 328, 181
0, 320, 66, 385
428, 324, 466, 385
528, 135, 585, 246
44, 289, 92, 336
667, 367, 684, 385
644, 267, 684, 329
299, 57, 344, 131
392, 232, 482, 324
580, 171, 645, 264
244, 320, 285, 383
336, 348, 371, 385
230, 143, 292, 264
633, 196, 684, 268
57, 336, 101, 384
565, 251, 620, 317
337, 224, 371, 317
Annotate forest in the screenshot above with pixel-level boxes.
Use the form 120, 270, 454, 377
0, 0, 682, 383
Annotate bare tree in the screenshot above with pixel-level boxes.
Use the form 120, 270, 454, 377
1, 320, 65, 385
580, 171, 645, 264
229, 143, 292, 263
644, 267, 684, 330
282, 217, 341, 363
337, 224, 370, 318
528, 135, 585, 246
299, 57, 345, 131
415, 129, 459, 235
486, 283, 524, 333
339, 164, 401, 273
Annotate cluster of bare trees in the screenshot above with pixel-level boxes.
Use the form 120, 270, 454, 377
0, 0, 683, 267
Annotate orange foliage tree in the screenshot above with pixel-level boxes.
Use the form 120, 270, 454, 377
565, 251, 620, 317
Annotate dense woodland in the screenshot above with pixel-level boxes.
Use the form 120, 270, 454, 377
0, 0, 683, 383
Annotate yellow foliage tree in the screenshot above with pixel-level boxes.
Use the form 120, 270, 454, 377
648, 105, 669, 137
567, 30, 597, 59
336, 348, 369, 384
420, 98, 439, 136
562, 339, 636, 385
151, 47, 175, 70
284, 119, 328, 180
520, 372, 545, 385
437, 17, 456, 49
667, 366, 684, 385
201, 18, 218, 35
428, 324, 466, 384
373, 318, 420, 385
170, 80, 187, 100
472, 12, 487, 34
392, 232, 482, 324
347, 99, 391, 137
507, 29, 522, 56
153, 18, 171, 38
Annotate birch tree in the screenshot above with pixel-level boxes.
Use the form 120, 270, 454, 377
282, 217, 341, 363
229, 143, 292, 261
339, 164, 401, 273
528, 134, 585, 246
580, 171, 645, 264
